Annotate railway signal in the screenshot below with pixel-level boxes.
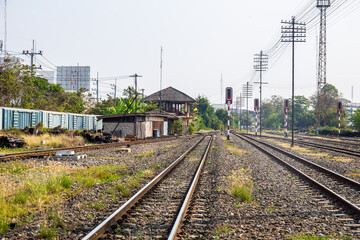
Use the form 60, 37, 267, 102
338, 101, 342, 135
284, 99, 289, 137
225, 87, 233, 140
254, 98, 259, 136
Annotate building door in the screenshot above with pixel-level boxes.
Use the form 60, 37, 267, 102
163, 119, 168, 135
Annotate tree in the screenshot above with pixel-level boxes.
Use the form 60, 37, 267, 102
288, 95, 316, 129
100, 87, 158, 115
0, 62, 89, 113
310, 83, 343, 127
194, 96, 225, 130
350, 109, 360, 131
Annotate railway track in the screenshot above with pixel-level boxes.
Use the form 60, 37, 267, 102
233, 133, 360, 233
82, 134, 213, 240
251, 133, 360, 158
265, 132, 360, 149
0, 136, 189, 162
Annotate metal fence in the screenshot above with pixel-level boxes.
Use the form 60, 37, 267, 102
0, 107, 102, 130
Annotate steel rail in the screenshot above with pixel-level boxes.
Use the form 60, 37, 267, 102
82, 135, 207, 240
236, 133, 360, 188
234, 133, 360, 216
247, 133, 360, 158
0, 136, 193, 162
265, 132, 360, 148
168, 135, 213, 240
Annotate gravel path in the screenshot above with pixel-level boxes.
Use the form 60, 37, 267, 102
1, 136, 201, 240
177, 133, 356, 239
2, 132, 360, 239
101, 136, 212, 239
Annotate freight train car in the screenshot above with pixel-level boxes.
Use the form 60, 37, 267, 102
0, 107, 102, 130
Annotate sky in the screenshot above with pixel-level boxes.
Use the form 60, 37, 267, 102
1, 0, 360, 108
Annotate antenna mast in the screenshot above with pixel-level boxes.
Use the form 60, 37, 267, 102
316, 0, 331, 127
160, 46, 163, 112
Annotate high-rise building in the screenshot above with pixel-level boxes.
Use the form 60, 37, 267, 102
56, 66, 91, 92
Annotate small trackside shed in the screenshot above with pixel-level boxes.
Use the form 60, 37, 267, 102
99, 111, 178, 139
142, 86, 198, 133
0, 107, 102, 130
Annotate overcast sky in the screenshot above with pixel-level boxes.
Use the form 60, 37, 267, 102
2, 0, 360, 107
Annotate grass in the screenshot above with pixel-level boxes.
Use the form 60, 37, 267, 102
224, 145, 249, 156
286, 233, 353, 240
0, 162, 127, 235
113, 168, 156, 198
39, 224, 56, 239
90, 201, 106, 211
227, 168, 253, 203
23, 133, 85, 149
133, 151, 154, 158
213, 224, 231, 236
268, 139, 354, 162
0, 133, 86, 154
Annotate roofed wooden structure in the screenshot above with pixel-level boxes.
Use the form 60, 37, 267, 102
143, 87, 197, 104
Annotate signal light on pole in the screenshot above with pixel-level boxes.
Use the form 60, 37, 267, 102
337, 101, 343, 111
225, 87, 233, 140
225, 87, 233, 105
254, 98, 259, 110
284, 99, 289, 109
284, 99, 289, 137
338, 101, 342, 136
254, 98, 259, 136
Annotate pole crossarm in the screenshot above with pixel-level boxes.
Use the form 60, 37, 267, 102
22, 42, 43, 76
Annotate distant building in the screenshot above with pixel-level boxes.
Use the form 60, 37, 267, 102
57, 66, 92, 92
36, 70, 56, 84
342, 98, 360, 126
0, 56, 25, 64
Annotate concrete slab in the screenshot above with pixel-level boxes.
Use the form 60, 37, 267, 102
53, 154, 87, 161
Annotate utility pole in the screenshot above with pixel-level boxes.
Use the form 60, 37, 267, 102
160, 46, 163, 112
242, 82, 253, 134
130, 73, 143, 138
4, 0, 7, 52
281, 16, 306, 147
254, 51, 268, 137
22, 40, 42, 76
77, 63, 80, 91
221, 74, 224, 109
96, 72, 99, 103
114, 78, 117, 99
240, 93, 243, 130
351, 86, 354, 120
316, 0, 331, 127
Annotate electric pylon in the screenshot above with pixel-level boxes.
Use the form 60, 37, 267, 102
316, 0, 331, 127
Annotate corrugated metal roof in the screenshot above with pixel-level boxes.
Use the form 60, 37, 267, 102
142, 86, 197, 103
98, 112, 178, 120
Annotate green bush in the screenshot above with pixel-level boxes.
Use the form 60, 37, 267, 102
230, 185, 252, 202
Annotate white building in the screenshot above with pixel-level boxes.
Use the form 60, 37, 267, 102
56, 66, 91, 92
0, 56, 25, 64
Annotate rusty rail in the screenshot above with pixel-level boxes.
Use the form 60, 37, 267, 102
0, 135, 194, 162
244, 133, 360, 158
168, 134, 213, 240
234, 133, 360, 216
82, 135, 208, 240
